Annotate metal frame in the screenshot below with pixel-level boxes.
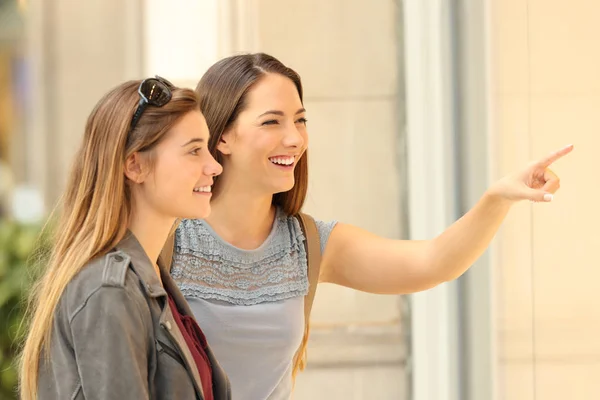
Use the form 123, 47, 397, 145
403, 1, 461, 399
404, 1, 495, 399
454, 1, 497, 399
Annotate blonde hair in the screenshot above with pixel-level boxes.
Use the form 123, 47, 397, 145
292, 323, 310, 381
19, 80, 198, 400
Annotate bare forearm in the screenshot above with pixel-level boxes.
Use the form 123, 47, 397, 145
322, 194, 512, 294
322, 145, 571, 294
428, 191, 513, 281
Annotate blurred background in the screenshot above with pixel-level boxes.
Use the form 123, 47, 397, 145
0, 0, 596, 399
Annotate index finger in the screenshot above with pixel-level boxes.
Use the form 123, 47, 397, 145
536, 144, 574, 167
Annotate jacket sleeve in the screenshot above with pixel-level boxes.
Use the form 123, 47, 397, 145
69, 285, 152, 399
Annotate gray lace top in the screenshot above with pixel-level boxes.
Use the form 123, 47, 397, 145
171, 208, 337, 400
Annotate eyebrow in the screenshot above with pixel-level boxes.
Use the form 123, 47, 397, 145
181, 138, 205, 147
258, 108, 306, 118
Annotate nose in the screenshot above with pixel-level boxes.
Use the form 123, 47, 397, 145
204, 152, 223, 177
282, 123, 305, 148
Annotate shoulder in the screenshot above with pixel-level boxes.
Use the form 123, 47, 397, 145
174, 218, 214, 252
60, 250, 147, 324
288, 212, 338, 254
314, 219, 338, 249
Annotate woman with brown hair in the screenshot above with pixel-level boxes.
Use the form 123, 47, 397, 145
168, 53, 572, 400
20, 77, 230, 399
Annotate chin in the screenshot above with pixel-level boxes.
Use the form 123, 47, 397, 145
272, 180, 295, 194
180, 205, 211, 220
194, 208, 211, 220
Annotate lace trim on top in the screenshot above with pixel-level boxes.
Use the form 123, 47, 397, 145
171, 208, 309, 306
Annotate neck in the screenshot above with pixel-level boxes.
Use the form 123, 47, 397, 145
128, 199, 174, 277
206, 176, 276, 249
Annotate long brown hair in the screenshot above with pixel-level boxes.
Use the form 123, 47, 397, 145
19, 80, 199, 400
196, 53, 308, 215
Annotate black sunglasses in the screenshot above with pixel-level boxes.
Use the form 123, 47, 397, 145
130, 75, 175, 131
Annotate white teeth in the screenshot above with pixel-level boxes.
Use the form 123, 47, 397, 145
269, 156, 295, 166
193, 186, 211, 193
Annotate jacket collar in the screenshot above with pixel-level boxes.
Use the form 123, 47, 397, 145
116, 231, 166, 298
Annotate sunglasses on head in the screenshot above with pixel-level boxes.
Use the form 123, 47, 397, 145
130, 75, 175, 131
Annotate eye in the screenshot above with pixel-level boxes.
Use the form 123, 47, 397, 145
296, 117, 308, 125
262, 119, 279, 126
189, 147, 201, 155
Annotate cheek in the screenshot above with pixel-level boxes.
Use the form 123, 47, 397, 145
301, 130, 309, 148
178, 158, 203, 183
231, 131, 280, 166
152, 155, 195, 191
252, 135, 280, 156
235, 142, 269, 165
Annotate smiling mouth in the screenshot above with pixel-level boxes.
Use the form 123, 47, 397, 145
193, 186, 212, 195
269, 155, 296, 167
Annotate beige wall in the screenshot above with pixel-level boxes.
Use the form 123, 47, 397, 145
490, 0, 600, 398
20, 0, 143, 206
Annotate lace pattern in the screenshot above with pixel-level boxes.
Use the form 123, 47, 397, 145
172, 209, 311, 306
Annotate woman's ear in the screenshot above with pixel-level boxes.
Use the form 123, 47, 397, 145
124, 152, 148, 183
216, 130, 233, 155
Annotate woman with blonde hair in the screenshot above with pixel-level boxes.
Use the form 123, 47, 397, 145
20, 77, 230, 400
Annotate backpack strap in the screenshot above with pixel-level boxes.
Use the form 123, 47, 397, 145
159, 220, 180, 271
292, 212, 322, 379
297, 212, 322, 322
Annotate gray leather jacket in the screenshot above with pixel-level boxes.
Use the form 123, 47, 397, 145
37, 232, 231, 399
